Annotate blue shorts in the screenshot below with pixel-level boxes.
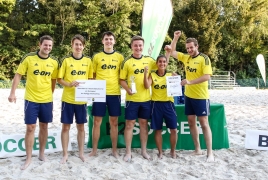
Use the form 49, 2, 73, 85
125, 101, 151, 120
61, 102, 87, 124
151, 101, 177, 130
92, 95, 121, 117
184, 96, 210, 116
24, 100, 53, 124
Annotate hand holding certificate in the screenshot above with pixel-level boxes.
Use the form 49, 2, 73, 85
166, 75, 182, 96
75, 80, 106, 102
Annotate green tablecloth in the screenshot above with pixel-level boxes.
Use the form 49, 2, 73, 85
87, 103, 229, 150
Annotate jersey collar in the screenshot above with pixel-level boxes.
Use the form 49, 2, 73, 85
131, 54, 143, 60
72, 54, 84, 60
103, 49, 115, 55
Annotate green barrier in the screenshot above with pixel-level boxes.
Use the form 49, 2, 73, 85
87, 103, 229, 150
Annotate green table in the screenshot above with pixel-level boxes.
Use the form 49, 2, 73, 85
87, 103, 229, 150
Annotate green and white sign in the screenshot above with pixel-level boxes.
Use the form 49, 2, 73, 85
0, 132, 72, 158
87, 104, 230, 150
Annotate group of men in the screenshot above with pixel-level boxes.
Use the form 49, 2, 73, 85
8, 30, 214, 170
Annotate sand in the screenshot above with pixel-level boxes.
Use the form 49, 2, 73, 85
1, 88, 268, 180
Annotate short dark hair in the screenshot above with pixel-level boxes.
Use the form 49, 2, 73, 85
40, 35, 53, 44
131, 35, 144, 45
71, 34, 86, 45
102, 31, 115, 40
156, 55, 167, 63
186, 38, 198, 46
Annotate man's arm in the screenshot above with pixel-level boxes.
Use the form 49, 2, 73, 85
57, 78, 79, 87
8, 73, 22, 103
93, 73, 96, 79
181, 74, 211, 86
164, 46, 171, 64
143, 66, 152, 89
169, 30, 182, 59
51, 79, 57, 93
120, 79, 133, 95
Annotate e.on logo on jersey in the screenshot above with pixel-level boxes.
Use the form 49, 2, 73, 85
71, 70, 86, 75
33, 70, 51, 76
101, 64, 116, 70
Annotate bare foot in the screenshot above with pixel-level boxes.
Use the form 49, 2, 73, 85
191, 150, 203, 156
21, 158, 31, 170
79, 155, 85, 162
60, 156, 68, 164
170, 151, 176, 159
123, 154, 132, 162
141, 152, 151, 160
157, 153, 163, 159
88, 151, 97, 157
38, 155, 46, 162
112, 151, 120, 159
206, 154, 215, 162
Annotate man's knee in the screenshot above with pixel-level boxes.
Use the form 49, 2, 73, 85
109, 117, 118, 127
77, 124, 85, 132
169, 129, 177, 135
39, 122, 48, 131
125, 120, 135, 130
26, 124, 36, 133
93, 116, 103, 127
61, 124, 71, 132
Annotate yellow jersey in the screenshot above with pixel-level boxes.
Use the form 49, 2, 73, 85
92, 51, 124, 95
120, 55, 157, 102
17, 51, 59, 103
151, 71, 174, 102
177, 52, 212, 99
58, 55, 93, 104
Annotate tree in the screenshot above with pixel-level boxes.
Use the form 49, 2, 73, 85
169, 0, 223, 62
217, 0, 268, 78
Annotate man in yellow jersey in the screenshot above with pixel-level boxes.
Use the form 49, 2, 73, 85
89, 31, 124, 158
144, 55, 178, 159
8, 35, 59, 170
57, 34, 93, 163
120, 35, 157, 161
167, 30, 214, 162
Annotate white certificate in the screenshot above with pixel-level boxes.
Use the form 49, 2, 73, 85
75, 80, 106, 102
166, 76, 182, 96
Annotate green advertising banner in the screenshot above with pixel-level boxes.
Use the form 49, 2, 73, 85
87, 104, 229, 150
141, 0, 173, 60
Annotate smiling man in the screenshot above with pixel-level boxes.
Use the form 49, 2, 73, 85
120, 35, 157, 162
89, 31, 124, 158
167, 30, 214, 162
57, 34, 93, 164
8, 35, 59, 170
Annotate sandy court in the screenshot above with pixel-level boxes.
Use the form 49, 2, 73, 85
1, 88, 268, 179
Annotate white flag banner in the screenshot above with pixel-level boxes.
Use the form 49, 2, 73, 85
256, 54, 266, 86
142, 0, 173, 60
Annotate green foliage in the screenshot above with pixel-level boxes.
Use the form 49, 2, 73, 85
169, 0, 223, 61
0, 80, 25, 88
0, 0, 268, 82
